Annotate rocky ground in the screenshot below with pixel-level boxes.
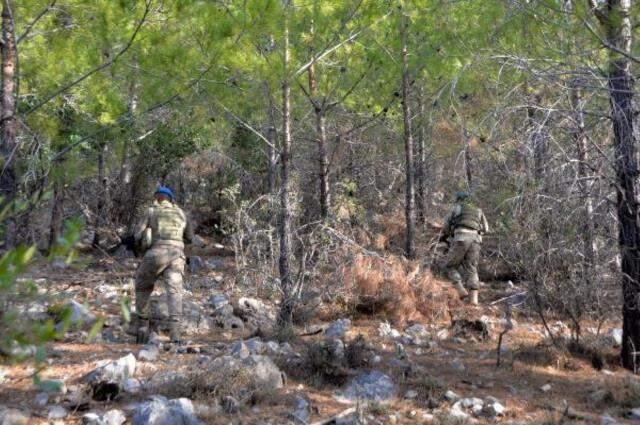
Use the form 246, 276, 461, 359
0, 240, 637, 425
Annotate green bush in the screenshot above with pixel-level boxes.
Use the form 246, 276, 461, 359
0, 218, 101, 385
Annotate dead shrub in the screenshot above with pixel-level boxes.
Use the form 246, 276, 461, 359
371, 233, 389, 251
514, 343, 570, 369
340, 253, 419, 326
414, 275, 461, 324
433, 412, 472, 425
566, 339, 607, 370
371, 212, 406, 253
607, 376, 640, 408
339, 253, 457, 327
149, 363, 267, 406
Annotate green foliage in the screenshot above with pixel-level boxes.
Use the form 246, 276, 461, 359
0, 214, 91, 378
136, 123, 199, 179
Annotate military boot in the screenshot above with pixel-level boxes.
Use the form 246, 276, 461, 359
168, 319, 182, 344
454, 281, 469, 299
469, 290, 479, 306
125, 313, 142, 337
126, 313, 150, 344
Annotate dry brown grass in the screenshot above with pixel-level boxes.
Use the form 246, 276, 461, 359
605, 375, 640, 408
370, 212, 407, 253
338, 252, 459, 327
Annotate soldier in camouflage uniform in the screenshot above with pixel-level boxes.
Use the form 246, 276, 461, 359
442, 191, 489, 305
127, 186, 193, 343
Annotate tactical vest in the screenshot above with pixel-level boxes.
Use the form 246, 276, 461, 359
454, 203, 482, 231
151, 202, 186, 242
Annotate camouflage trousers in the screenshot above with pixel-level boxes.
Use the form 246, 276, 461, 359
134, 244, 185, 324
445, 231, 481, 291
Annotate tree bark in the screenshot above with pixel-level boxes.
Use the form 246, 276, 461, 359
308, 46, 330, 219
48, 182, 64, 250
315, 105, 329, 219
400, 13, 415, 259
612, 56, 640, 370
119, 79, 137, 188
277, 6, 294, 327
93, 142, 110, 247
114, 78, 137, 225
570, 81, 597, 274
267, 124, 277, 194
264, 81, 278, 195
0, 0, 17, 248
415, 86, 427, 225
591, 0, 640, 371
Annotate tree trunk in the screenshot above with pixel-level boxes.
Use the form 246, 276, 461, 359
264, 81, 278, 195
115, 78, 137, 224
592, 0, 640, 371
267, 125, 277, 194
277, 7, 294, 327
120, 79, 137, 187
0, 0, 17, 248
612, 57, 640, 371
315, 106, 330, 219
415, 86, 427, 225
93, 142, 110, 247
308, 49, 330, 219
570, 81, 597, 274
400, 13, 415, 259
48, 182, 64, 250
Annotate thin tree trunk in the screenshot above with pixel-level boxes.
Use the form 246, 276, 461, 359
400, 13, 415, 259
115, 78, 137, 225
570, 81, 597, 273
316, 107, 329, 219
415, 86, 426, 225
267, 125, 277, 194
308, 44, 330, 219
93, 142, 109, 247
48, 182, 64, 250
264, 81, 278, 195
119, 79, 137, 187
277, 6, 294, 326
0, 0, 17, 248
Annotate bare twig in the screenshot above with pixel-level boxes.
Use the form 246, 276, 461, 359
16, 0, 57, 44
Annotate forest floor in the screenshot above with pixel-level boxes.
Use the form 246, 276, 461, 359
0, 238, 636, 425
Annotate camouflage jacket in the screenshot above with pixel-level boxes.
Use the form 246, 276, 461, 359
443, 202, 489, 240
134, 200, 194, 249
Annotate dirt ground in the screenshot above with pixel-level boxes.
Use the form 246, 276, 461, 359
1, 246, 637, 425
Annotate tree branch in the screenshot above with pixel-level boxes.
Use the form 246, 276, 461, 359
293, 30, 362, 78
25, 0, 152, 115
583, 19, 640, 64
50, 59, 216, 162
16, 0, 57, 44
214, 98, 277, 151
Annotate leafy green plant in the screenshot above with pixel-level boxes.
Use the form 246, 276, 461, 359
0, 217, 99, 380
